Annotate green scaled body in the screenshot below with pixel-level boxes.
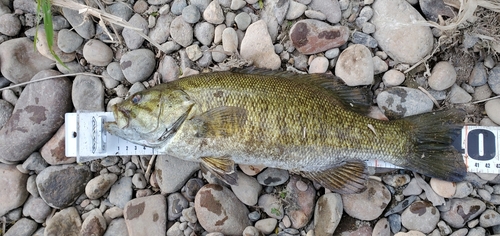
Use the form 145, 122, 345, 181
105, 69, 466, 193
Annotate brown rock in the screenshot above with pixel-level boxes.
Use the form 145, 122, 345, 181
0, 164, 29, 216
45, 207, 82, 235
289, 19, 349, 55
81, 209, 107, 236
0, 70, 72, 163
124, 195, 167, 235
41, 125, 75, 165
341, 179, 391, 221
285, 175, 315, 228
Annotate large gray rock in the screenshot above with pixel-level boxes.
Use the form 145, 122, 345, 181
155, 155, 199, 194
376, 86, 434, 118
0, 38, 54, 84
0, 164, 29, 216
36, 164, 92, 209
0, 70, 72, 163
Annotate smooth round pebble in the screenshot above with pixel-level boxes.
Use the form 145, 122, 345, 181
0, 14, 22, 36
194, 22, 215, 46
120, 49, 156, 83
428, 61, 457, 91
485, 99, 500, 125
383, 69, 405, 87
376, 87, 433, 118
314, 193, 343, 235
203, 0, 224, 24
57, 29, 83, 53
254, 218, 277, 234
182, 5, 201, 23
429, 178, 456, 198
85, 173, 118, 199
309, 56, 329, 73
170, 16, 194, 47
167, 192, 189, 221
258, 194, 284, 219
235, 12, 251, 30
342, 179, 391, 221
335, 44, 374, 86
83, 39, 113, 66
468, 62, 488, 86
239, 164, 266, 176
257, 168, 289, 186
230, 171, 262, 206
448, 84, 472, 104
382, 174, 411, 187
439, 198, 486, 228
123, 13, 149, 49
401, 200, 440, 234
488, 66, 500, 94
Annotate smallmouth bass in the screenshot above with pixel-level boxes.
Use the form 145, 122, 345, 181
105, 69, 466, 193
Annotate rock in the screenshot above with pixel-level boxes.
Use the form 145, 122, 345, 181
239, 164, 266, 176
284, 175, 316, 228
235, 12, 251, 31
35, 28, 76, 62
0, 99, 13, 128
124, 195, 167, 235
231, 171, 262, 206
314, 193, 343, 235
419, 0, 455, 22
342, 179, 391, 221
428, 61, 457, 91
0, 14, 21, 36
371, 0, 433, 64
22, 152, 48, 174
182, 178, 204, 201
448, 84, 472, 104
149, 13, 174, 44
104, 218, 128, 236
186, 44, 203, 61
0, 70, 72, 163
40, 125, 75, 165
488, 65, 500, 94
170, 16, 193, 47
222, 27, 238, 53
45, 207, 82, 235
72, 75, 105, 111
195, 22, 215, 46
62, 1, 95, 39
383, 69, 405, 87
401, 200, 440, 234
171, 0, 187, 15
120, 49, 156, 84
36, 164, 91, 209
258, 194, 284, 219
195, 184, 251, 235
81, 209, 107, 236
309, 56, 329, 73
0, 38, 54, 84
289, 19, 349, 55
473, 84, 492, 101
351, 31, 378, 48
107, 1, 133, 29
335, 44, 374, 86
155, 155, 199, 194
256, 167, 289, 186
286, 1, 307, 20
109, 177, 133, 209
182, 5, 200, 23
57, 29, 83, 53
372, 218, 391, 236
255, 218, 277, 234
22, 196, 51, 223
4, 218, 38, 236
240, 20, 281, 70
382, 174, 411, 187
439, 197, 486, 228
479, 209, 500, 227
308, 0, 341, 24
373, 56, 389, 74
429, 178, 456, 198
384, 195, 418, 216
82, 39, 114, 67
388, 213, 402, 233
0, 164, 29, 216
468, 62, 488, 86
167, 192, 189, 220
376, 86, 433, 118
394, 231, 425, 236
85, 173, 118, 199
158, 56, 180, 83
203, 0, 224, 24
230, 0, 246, 10
304, 10, 326, 20
123, 13, 149, 49
485, 99, 500, 125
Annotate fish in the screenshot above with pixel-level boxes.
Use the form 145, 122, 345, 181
105, 68, 466, 194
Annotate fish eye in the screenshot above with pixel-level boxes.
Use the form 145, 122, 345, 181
131, 94, 141, 104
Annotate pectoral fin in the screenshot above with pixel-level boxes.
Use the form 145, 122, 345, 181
200, 157, 238, 185
300, 161, 368, 194
192, 106, 247, 138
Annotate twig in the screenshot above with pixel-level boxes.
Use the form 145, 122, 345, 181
0, 72, 103, 91
472, 94, 500, 104
418, 86, 442, 109
145, 154, 157, 181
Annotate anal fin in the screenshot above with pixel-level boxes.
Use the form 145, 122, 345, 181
300, 161, 368, 194
200, 157, 238, 185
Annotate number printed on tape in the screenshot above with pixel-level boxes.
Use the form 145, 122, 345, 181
454, 126, 499, 174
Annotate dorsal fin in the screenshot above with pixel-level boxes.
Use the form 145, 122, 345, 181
230, 67, 373, 115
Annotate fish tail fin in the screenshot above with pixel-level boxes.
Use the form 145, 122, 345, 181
398, 109, 467, 182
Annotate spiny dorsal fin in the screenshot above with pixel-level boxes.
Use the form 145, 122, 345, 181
191, 106, 247, 138
300, 161, 368, 194
200, 157, 238, 185
230, 67, 372, 115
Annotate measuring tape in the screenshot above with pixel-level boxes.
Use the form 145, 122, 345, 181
65, 112, 499, 174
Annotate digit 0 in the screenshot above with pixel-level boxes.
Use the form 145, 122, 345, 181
467, 129, 496, 161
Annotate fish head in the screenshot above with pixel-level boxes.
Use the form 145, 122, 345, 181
105, 87, 194, 147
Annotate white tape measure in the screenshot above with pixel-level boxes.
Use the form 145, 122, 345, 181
65, 112, 499, 174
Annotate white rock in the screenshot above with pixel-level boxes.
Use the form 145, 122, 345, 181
230, 171, 262, 206
240, 20, 281, 70
239, 164, 266, 176
186, 44, 203, 61
371, 0, 433, 64
314, 193, 343, 235
222, 27, 238, 54
335, 44, 374, 86
383, 69, 405, 87
203, 0, 224, 24
429, 178, 456, 198
83, 39, 114, 67
309, 57, 329, 73
286, 1, 307, 20
485, 99, 500, 125
428, 61, 457, 91
448, 84, 472, 104
254, 218, 277, 235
